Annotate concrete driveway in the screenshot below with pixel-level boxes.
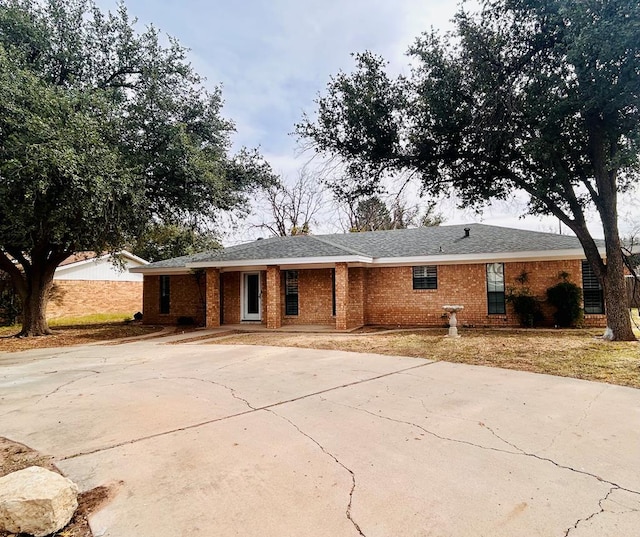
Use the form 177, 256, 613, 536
1, 336, 639, 537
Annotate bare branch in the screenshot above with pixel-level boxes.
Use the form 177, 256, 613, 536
253, 167, 326, 236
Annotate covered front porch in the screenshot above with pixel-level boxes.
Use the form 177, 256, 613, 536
203, 263, 363, 331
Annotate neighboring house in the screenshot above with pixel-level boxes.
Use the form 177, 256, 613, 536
130, 224, 608, 330
48, 251, 148, 318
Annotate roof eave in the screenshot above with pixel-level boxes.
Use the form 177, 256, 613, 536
131, 247, 603, 274
187, 255, 373, 269
121, 250, 150, 265
129, 266, 192, 274
59, 250, 148, 272
373, 248, 602, 266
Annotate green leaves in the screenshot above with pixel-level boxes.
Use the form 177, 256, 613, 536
0, 0, 273, 256
299, 0, 640, 217
130, 223, 221, 262
298, 52, 404, 186
0, 0, 275, 334
298, 0, 640, 338
0, 44, 137, 252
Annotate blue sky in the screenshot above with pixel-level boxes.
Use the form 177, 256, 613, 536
96, 0, 637, 240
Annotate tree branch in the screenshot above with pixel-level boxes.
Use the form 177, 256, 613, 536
0, 250, 28, 299
97, 66, 143, 89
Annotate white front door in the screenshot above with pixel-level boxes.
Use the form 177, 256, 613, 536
242, 272, 262, 321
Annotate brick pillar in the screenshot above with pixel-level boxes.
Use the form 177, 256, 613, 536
205, 268, 220, 328
335, 262, 349, 330
349, 267, 365, 328
266, 265, 282, 329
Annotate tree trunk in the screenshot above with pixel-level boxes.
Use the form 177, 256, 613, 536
585, 122, 636, 342
18, 273, 54, 337
0, 248, 65, 338
601, 239, 636, 341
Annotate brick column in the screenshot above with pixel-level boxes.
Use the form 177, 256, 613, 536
349, 267, 365, 328
205, 268, 220, 328
335, 262, 349, 330
266, 266, 282, 329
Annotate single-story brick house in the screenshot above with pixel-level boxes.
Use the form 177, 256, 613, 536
130, 224, 608, 330
48, 251, 148, 318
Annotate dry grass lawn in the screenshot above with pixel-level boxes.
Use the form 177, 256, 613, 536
210, 326, 640, 389
0, 321, 160, 353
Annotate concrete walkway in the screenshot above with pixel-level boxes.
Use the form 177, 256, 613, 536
1, 335, 638, 536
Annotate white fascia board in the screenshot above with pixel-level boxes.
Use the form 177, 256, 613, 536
120, 250, 149, 265
129, 266, 191, 274
372, 248, 601, 266
58, 250, 149, 273
130, 248, 606, 273
187, 255, 373, 269
216, 262, 370, 272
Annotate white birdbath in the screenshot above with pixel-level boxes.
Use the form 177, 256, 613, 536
443, 305, 464, 337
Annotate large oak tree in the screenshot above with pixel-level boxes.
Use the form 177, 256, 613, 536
0, 0, 274, 336
298, 0, 640, 341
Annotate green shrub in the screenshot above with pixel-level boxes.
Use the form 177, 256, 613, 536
507, 292, 544, 327
506, 272, 544, 327
546, 277, 583, 327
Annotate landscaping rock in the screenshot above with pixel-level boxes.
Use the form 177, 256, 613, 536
0, 466, 78, 537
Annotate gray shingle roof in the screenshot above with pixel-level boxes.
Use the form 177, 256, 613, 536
319, 224, 593, 257
139, 224, 599, 271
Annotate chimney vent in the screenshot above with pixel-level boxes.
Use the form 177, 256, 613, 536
464, 227, 470, 238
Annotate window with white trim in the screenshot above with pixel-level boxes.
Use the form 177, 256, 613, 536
486, 263, 506, 314
413, 266, 437, 289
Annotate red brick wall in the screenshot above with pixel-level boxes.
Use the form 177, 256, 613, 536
142, 259, 607, 328
507, 260, 604, 328
205, 268, 220, 328
47, 280, 143, 319
282, 268, 335, 326
142, 274, 205, 325
348, 267, 364, 328
334, 263, 348, 330
365, 265, 463, 327
266, 266, 282, 329
218, 268, 336, 326
506, 260, 575, 326
221, 272, 241, 324
363, 260, 606, 328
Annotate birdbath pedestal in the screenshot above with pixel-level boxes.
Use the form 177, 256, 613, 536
443, 305, 464, 338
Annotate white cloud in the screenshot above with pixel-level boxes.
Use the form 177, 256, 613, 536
95, 0, 463, 153
93, 0, 632, 241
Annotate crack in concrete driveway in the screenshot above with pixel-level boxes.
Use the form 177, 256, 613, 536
269, 409, 366, 537
55, 360, 436, 461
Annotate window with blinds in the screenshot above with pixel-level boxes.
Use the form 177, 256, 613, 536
412, 266, 438, 289
159, 275, 170, 314
582, 260, 604, 314
285, 270, 299, 316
